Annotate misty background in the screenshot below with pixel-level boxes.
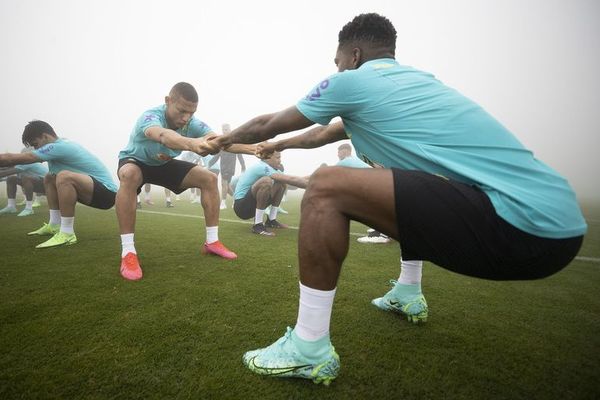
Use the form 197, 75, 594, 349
1, 0, 598, 201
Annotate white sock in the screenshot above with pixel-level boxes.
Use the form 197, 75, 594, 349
294, 282, 337, 341
397, 259, 423, 285
268, 206, 278, 220
49, 209, 61, 225
137, 195, 141, 202
144, 192, 151, 201
25, 200, 33, 210
254, 209, 265, 225
121, 233, 136, 257
206, 226, 218, 244
166, 196, 172, 202
7, 198, 16, 208
60, 216, 75, 234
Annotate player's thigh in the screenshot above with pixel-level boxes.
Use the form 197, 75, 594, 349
250, 177, 273, 197
180, 165, 217, 190
304, 167, 398, 239
55, 170, 95, 204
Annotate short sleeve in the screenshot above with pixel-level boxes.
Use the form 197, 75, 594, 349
296, 71, 357, 125
188, 118, 212, 138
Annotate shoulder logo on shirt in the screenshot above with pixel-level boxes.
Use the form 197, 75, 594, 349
305, 79, 330, 101
144, 114, 157, 122
38, 144, 54, 154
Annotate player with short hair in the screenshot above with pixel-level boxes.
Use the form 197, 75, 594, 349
0, 120, 117, 248
233, 152, 306, 236
116, 82, 254, 281
0, 155, 48, 217
207, 13, 587, 384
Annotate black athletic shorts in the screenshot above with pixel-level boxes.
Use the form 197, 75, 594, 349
118, 158, 196, 195
233, 190, 256, 220
392, 169, 583, 281
86, 177, 116, 210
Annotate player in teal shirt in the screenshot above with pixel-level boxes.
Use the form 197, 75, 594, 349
233, 153, 307, 235
335, 143, 370, 169
0, 120, 117, 249
0, 158, 48, 217
207, 13, 586, 384
116, 82, 255, 281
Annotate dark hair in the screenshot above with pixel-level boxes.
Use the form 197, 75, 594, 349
338, 13, 397, 54
170, 82, 199, 103
22, 120, 57, 146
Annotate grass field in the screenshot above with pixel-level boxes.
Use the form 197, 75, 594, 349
1, 192, 599, 399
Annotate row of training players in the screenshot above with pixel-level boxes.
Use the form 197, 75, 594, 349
0, 12, 587, 386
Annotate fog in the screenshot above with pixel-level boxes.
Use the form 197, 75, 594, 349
1, 0, 598, 201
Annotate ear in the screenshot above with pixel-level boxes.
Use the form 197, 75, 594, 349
352, 47, 362, 68
164, 95, 170, 105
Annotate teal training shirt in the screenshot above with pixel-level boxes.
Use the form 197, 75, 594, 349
336, 156, 370, 169
33, 138, 117, 192
296, 59, 586, 239
234, 161, 278, 200
15, 162, 49, 178
119, 105, 211, 166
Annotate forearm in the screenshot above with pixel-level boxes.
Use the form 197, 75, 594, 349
271, 174, 309, 189
220, 114, 281, 146
154, 129, 195, 151
225, 143, 256, 155
0, 167, 20, 179
0, 153, 37, 168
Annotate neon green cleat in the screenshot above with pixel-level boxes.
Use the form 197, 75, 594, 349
27, 223, 59, 236
371, 280, 428, 323
36, 232, 77, 248
32, 199, 42, 208
0, 206, 17, 215
242, 327, 340, 385
17, 209, 34, 217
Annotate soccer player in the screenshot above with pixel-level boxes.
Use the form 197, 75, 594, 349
116, 82, 254, 281
207, 123, 247, 210
0, 154, 48, 217
206, 13, 587, 384
233, 152, 307, 235
0, 120, 117, 248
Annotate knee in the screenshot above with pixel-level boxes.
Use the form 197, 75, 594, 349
118, 166, 142, 187
55, 170, 75, 186
302, 167, 337, 208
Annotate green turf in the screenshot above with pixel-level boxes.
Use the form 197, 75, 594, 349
0, 194, 599, 399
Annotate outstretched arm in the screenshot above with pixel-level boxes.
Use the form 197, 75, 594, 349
256, 122, 347, 159
145, 127, 217, 155
270, 173, 310, 189
209, 106, 314, 151
224, 143, 257, 155
0, 167, 21, 179
0, 152, 40, 168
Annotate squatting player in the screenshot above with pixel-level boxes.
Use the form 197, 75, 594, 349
116, 82, 255, 281
207, 13, 587, 384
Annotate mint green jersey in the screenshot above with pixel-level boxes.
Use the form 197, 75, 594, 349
33, 138, 117, 192
234, 161, 279, 200
296, 59, 586, 238
119, 104, 211, 166
336, 156, 370, 169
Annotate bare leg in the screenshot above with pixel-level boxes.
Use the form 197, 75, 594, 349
6, 176, 18, 199
298, 167, 399, 290
180, 166, 219, 226
116, 164, 143, 234
55, 171, 94, 217
44, 174, 60, 210
20, 176, 35, 201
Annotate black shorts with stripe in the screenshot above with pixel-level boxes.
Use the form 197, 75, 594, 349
392, 169, 583, 280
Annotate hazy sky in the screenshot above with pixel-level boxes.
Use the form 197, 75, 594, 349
1, 0, 598, 199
